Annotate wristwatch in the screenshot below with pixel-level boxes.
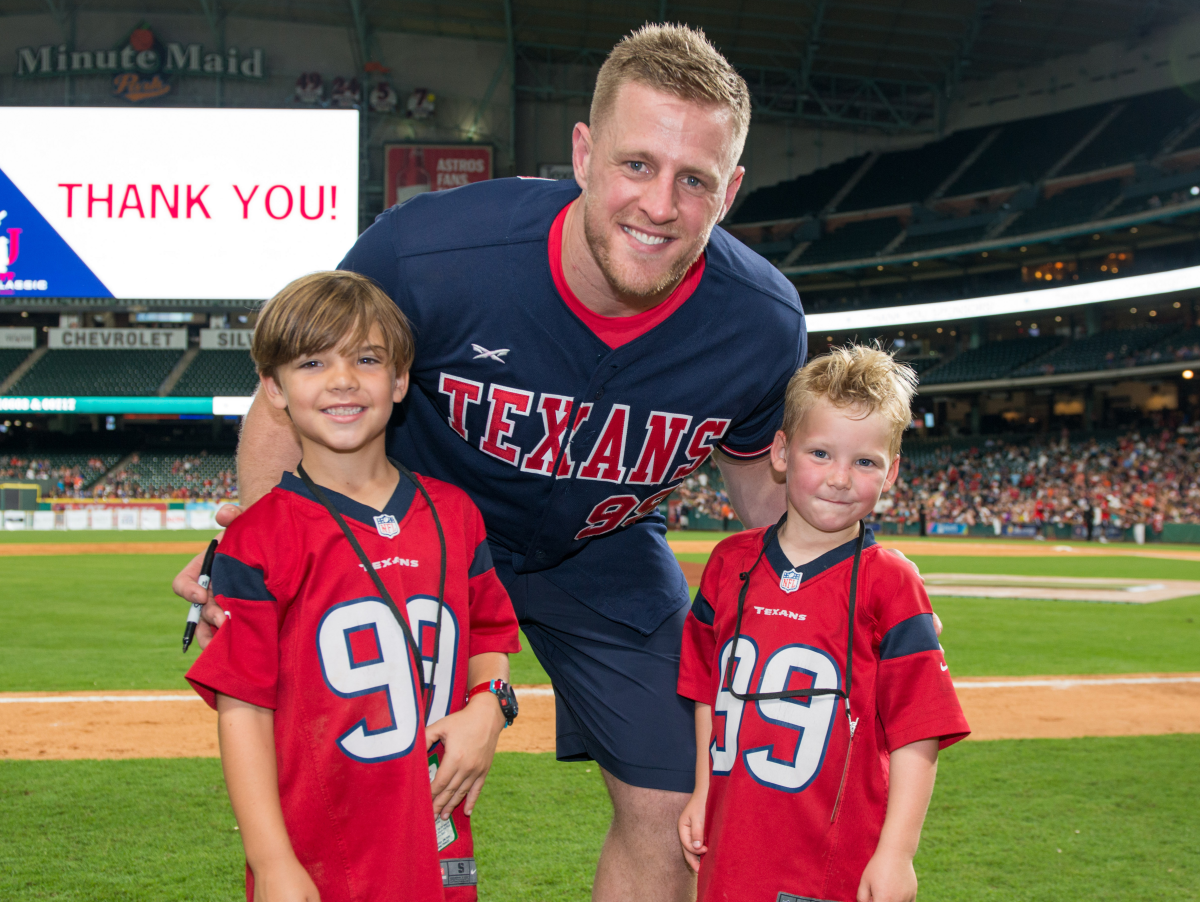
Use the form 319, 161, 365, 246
467, 678, 519, 728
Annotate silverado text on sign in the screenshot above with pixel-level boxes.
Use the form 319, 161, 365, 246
57, 185, 340, 221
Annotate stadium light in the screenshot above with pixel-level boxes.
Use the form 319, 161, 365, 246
806, 264, 1200, 333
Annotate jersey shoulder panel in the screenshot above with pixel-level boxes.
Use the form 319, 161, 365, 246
374, 177, 580, 259
703, 528, 770, 603
706, 225, 804, 317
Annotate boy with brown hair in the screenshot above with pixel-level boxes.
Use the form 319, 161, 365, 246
187, 271, 521, 902
677, 345, 970, 902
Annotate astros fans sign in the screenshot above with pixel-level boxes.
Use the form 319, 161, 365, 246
0, 107, 358, 299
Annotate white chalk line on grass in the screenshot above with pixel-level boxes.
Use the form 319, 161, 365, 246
952, 676, 1200, 690
0, 687, 561, 704
2, 680, 1199, 703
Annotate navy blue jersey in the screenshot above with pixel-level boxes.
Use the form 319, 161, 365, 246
340, 178, 806, 634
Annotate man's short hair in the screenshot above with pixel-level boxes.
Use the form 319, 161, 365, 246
590, 23, 751, 168
781, 345, 917, 458
251, 271, 414, 380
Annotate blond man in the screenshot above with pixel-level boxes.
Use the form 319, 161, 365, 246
176, 24, 803, 901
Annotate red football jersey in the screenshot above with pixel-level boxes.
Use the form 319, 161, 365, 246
678, 527, 970, 902
188, 471, 520, 902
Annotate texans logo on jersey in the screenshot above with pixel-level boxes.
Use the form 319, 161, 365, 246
779, 569, 801, 593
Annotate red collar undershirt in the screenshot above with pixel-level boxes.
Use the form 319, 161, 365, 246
548, 201, 705, 349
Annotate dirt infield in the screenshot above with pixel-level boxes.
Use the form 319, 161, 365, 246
2, 676, 1196, 760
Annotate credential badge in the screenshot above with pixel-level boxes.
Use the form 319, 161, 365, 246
373, 514, 400, 539
779, 569, 802, 593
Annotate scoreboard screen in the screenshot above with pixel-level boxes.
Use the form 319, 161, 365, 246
0, 107, 359, 300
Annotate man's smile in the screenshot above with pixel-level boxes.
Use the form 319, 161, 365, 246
621, 225, 672, 246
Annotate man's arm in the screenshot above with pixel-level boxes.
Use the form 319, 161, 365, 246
856, 738, 939, 902
713, 450, 785, 529
171, 391, 301, 648
238, 389, 303, 509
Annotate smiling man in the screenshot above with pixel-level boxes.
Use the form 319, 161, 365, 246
175, 24, 805, 901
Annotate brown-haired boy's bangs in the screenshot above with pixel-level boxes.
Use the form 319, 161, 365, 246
252, 271, 414, 377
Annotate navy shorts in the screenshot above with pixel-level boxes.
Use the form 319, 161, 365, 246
506, 571, 696, 794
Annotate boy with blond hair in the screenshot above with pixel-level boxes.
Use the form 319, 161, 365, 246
677, 345, 969, 902
187, 271, 521, 902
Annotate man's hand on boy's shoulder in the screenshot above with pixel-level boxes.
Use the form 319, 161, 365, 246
170, 503, 242, 651
426, 691, 508, 820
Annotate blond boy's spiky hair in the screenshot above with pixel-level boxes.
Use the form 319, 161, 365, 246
781, 345, 917, 458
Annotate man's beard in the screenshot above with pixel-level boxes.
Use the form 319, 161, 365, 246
581, 193, 710, 301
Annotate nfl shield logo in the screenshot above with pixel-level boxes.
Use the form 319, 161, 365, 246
779, 569, 802, 593
373, 514, 400, 539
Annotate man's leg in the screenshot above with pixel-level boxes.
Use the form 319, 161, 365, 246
593, 770, 694, 902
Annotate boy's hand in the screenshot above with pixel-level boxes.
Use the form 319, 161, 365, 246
426, 692, 507, 819
856, 848, 917, 902
252, 855, 321, 902
677, 793, 708, 873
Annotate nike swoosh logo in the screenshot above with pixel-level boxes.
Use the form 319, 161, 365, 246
940, 662, 949, 672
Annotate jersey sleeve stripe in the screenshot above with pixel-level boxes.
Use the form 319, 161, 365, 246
468, 538, 495, 579
879, 612, 940, 660
690, 589, 715, 626
211, 553, 275, 602
717, 441, 773, 460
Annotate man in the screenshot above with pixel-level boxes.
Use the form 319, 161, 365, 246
175, 24, 803, 901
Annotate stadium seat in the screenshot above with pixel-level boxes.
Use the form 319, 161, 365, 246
797, 218, 904, 265
1061, 87, 1200, 175
946, 104, 1114, 196
731, 154, 870, 222
0, 349, 31, 385
1008, 179, 1123, 236
170, 351, 259, 397
1010, 325, 1178, 376
921, 336, 1064, 384
895, 225, 991, 254
838, 128, 991, 212
8, 350, 183, 397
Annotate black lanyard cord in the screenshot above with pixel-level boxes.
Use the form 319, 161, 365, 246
723, 519, 865, 713
296, 459, 447, 718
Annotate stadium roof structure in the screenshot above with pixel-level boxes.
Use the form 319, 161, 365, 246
9, 0, 1197, 131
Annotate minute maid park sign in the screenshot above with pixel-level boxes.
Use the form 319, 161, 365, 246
15, 23, 264, 103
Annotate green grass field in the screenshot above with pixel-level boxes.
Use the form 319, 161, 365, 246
2, 738, 1195, 901
0, 534, 1197, 899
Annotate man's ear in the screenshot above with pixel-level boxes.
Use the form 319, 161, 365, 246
393, 370, 410, 404
572, 122, 593, 193
261, 373, 288, 411
770, 430, 789, 476
721, 165, 745, 221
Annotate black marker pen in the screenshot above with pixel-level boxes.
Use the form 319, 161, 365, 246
183, 539, 219, 653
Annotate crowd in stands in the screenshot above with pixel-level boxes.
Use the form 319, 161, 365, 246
1, 456, 110, 495
876, 428, 1200, 534
88, 452, 238, 501
667, 462, 737, 528
663, 428, 1200, 535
